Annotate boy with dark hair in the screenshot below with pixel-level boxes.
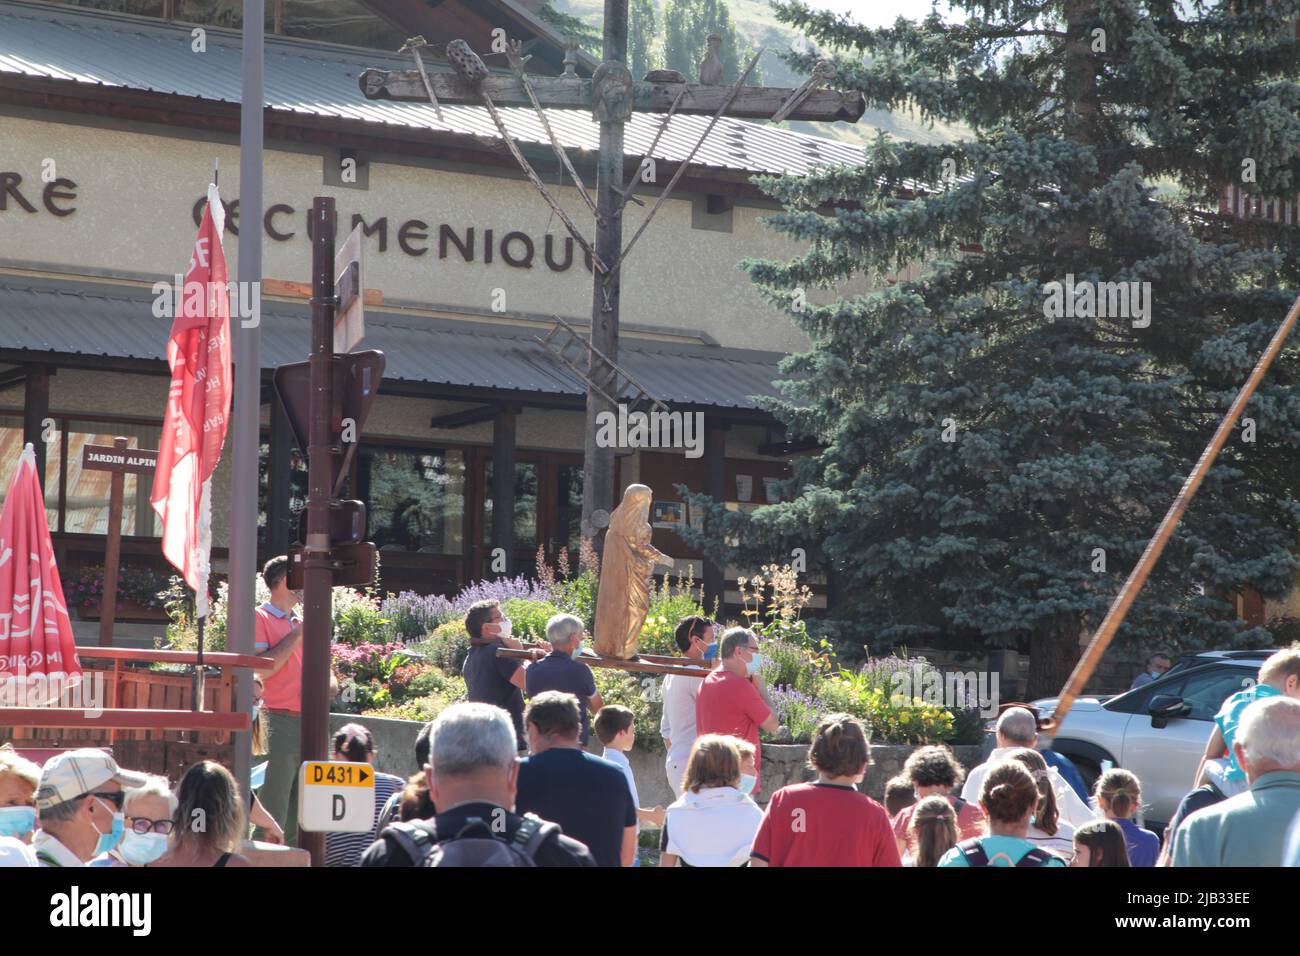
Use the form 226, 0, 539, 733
884, 775, 917, 818
595, 705, 666, 842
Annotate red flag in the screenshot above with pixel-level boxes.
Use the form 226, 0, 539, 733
151, 184, 232, 617
0, 443, 82, 705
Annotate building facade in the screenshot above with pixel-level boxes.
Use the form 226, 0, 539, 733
0, 0, 872, 633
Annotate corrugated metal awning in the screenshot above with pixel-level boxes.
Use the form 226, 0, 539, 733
0, 0, 867, 180
0, 278, 787, 411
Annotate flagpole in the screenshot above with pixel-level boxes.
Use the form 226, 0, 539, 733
228, 0, 265, 827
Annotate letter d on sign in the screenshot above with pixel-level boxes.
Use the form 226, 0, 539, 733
333, 794, 346, 821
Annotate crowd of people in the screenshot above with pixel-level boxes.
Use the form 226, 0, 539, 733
3, 574, 1300, 867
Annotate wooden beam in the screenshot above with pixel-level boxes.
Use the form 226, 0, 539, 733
22, 364, 49, 485
359, 71, 868, 123
0, 708, 250, 732
703, 421, 728, 615
491, 404, 517, 576
429, 404, 500, 429
496, 647, 710, 678
264, 278, 383, 306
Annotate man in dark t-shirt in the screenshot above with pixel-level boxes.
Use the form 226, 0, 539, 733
361, 701, 594, 868
524, 614, 602, 745
516, 692, 637, 867
461, 599, 540, 749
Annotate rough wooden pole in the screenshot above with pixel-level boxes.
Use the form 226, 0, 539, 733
1041, 290, 1300, 739
97, 437, 129, 648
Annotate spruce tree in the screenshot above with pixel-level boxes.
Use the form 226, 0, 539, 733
683, 1, 1300, 695
663, 0, 763, 84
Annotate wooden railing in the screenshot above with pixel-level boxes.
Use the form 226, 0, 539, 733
0, 647, 272, 777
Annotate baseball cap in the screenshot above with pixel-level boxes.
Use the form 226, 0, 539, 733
35, 749, 151, 810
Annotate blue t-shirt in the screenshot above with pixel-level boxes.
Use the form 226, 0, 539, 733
1216, 683, 1281, 783
525, 652, 598, 745
1114, 816, 1159, 867
938, 836, 1067, 867
463, 640, 526, 748
515, 748, 636, 867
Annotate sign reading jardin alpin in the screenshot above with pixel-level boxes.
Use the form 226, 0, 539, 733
81, 445, 158, 473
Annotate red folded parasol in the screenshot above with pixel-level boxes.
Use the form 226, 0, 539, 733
0, 443, 82, 705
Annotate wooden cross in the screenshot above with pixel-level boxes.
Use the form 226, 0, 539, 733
80, 437, 158, 646
358, 2, 865, 543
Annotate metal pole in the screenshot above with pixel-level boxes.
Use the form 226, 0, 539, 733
229, 0, 264, 831
581, 0, 629, 547
300, 197, 337, 866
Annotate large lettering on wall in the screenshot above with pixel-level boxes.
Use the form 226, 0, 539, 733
190, 197, 594, 275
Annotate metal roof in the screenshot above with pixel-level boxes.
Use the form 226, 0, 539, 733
0, 0, 867, 179
0, 278, 787, 410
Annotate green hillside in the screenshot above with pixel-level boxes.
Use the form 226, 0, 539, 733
554, 0, 968, 147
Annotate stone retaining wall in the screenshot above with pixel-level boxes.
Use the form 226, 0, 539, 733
334, 712, 984, 810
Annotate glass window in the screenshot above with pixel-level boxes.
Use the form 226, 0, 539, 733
557, 464, 583, 552
257, 440, 308, 545
1172, 667, 1256, 722
482, 461, 538, 550
63, 421, 162, 537
0, 414, 60, 530
359, 446, 465, 554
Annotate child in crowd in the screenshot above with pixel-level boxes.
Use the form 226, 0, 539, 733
908, 795, 958, 867
594, 705, 666, 832
734, 739, 759, 797
885, 775, 917, 818
1095, 769, 1158, 866
938, 761, 1066, 867
1071, 820, 1131, 867
750, 714, 901, 867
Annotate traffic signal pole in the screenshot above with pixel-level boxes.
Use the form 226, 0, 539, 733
300, 196, 337, 866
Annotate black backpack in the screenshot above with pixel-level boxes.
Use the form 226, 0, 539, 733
382, 813, 559, 867
956, 837, 1058, 868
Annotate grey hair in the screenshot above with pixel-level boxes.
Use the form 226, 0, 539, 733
430, 702, 518, 776
38, 796, 84, 825
1238, 697, 1300, 771
545, 613, 584, 647
125, 774, 177, 818
719, 626, 755, 659
997, 707, 1038, 746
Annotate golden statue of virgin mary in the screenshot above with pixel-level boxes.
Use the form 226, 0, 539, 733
593, 484, 672, 659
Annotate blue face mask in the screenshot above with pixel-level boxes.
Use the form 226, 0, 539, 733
91, 799, 125, 856
251, 703, 262, 721
738, 773, 757, 795
0, 805, 36, 839
704, 643, 718, 662
745, 652, 763, 677
118, 829, 169, 866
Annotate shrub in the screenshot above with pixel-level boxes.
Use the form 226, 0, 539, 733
364, 688, 464, 723
553, 569, 599, 631
333, 592, 391, 646
592, 667, 664, 753
379, 591, 456, 642
759, 640, 824, 697
407, 621, 472, 673
501, 598, 564, 644
764, 686, 826, 744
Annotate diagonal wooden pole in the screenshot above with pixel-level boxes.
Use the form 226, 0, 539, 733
1041, 290, 1300, 740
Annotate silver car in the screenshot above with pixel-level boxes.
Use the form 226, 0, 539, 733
1032, 651, 1273, 829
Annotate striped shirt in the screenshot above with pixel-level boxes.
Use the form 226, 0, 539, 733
325, 772, 405, 868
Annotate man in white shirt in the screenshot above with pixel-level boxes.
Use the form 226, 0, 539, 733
659, 616, 714, 798
962, 706, 1096, 829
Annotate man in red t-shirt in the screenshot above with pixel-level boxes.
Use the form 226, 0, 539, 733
253, 555, 303, 843
695, 627, 779, 792
750, 714, 901, 867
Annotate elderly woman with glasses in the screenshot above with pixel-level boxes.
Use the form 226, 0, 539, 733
89, 774, 176, 867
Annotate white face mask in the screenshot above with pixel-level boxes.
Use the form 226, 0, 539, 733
497, 619, 512, 639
